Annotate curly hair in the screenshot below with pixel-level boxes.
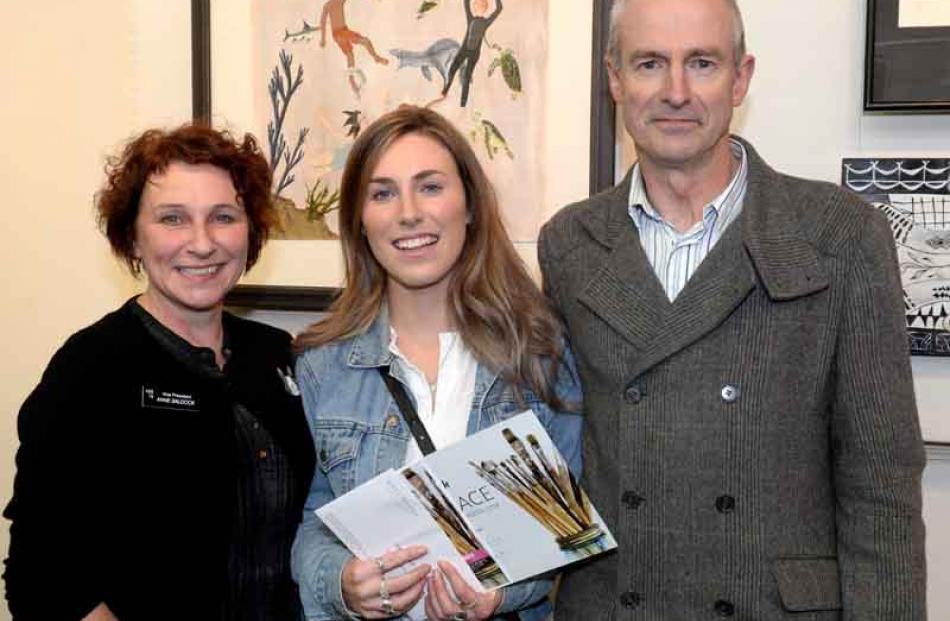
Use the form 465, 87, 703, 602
294, 105, 567, 408
96, 123, 274, 275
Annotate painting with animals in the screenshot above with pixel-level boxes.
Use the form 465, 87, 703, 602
251, 0, 549, 242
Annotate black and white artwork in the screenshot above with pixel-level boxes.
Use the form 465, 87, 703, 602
842, 158, 950, 356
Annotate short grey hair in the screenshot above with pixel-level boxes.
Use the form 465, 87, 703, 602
606, 0, 747, 68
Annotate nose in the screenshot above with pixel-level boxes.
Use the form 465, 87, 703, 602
187, 221, 216, 257
662, 65, 690, 108
397, 193, 423, 226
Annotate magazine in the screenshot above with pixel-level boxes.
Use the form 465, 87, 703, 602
315, 411, 616, 619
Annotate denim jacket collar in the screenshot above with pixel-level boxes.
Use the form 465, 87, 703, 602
344, 308, 501, 432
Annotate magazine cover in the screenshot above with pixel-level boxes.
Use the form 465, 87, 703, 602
315, 410, 615, 616
415, 411, 616, 582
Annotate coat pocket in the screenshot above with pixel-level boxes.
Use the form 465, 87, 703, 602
772, 557, 842, 612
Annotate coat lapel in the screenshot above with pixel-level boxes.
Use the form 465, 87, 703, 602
630, 216, 756, 377
578, 174, 673, 353
575, 139, 830, 377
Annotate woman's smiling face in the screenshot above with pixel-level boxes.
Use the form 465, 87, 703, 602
360, 132, 469, 300
133, 161, 249, 317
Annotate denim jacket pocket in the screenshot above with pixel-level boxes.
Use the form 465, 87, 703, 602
313, 420, 365, 494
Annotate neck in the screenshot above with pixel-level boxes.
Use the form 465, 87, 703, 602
137, 290, 226, 366
638, 137, 737, 233
386, 281, 453, 382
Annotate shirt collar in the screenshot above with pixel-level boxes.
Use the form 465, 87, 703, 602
627, 139, 748, 231
130, 298, 228, 378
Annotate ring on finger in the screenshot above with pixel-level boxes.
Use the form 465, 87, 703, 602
379, 576, 391, 601
381, 595, 395, 617
450, 612, 468, 621
374, 556, 386, 573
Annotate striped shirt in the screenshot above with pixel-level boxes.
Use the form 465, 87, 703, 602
628, 140, 749, 301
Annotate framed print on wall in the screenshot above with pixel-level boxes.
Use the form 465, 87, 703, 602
864, 0, 950, 112
193, 0, 598, 310
842, 157, 950, 356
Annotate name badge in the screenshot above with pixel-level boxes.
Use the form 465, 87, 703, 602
141, 386, 200, 412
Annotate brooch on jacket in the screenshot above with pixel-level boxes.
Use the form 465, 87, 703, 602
276, 366, 301, 397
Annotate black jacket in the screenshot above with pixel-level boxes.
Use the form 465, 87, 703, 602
4, 299, 315, 620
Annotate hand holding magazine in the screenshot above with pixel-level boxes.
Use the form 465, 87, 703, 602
316, 411, 616, 620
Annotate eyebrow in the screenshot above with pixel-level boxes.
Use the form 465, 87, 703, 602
627, 47, 726, 61
369, 169, 445, 184
148, 202, 242, 210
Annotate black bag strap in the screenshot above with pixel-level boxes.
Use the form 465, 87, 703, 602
378, 366, 436, 455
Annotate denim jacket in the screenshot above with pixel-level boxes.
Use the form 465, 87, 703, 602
291, 312, 583, 621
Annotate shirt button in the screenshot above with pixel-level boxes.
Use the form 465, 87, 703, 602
257, 448, 268, 460
619, 591, 642, 609
623, 384, 643, 404
622, 490, 644, 510
720, 384, 739, 402
716, 495, 736, 513
714, 599, 735, 617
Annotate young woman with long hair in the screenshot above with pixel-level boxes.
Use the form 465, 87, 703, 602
291, 105, 582, 621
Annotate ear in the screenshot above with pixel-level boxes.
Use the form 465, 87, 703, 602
606, 56, 624, 104
732, 53, 756, 107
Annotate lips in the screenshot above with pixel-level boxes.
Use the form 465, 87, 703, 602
177, 265, 223, 276
653, 118, 699, 125
393, 234, 438, 250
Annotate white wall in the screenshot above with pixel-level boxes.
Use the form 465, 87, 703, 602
0, 1, 193, 617
1, 0, 948, 619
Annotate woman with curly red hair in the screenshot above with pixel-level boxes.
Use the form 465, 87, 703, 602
3, 124, 314, 621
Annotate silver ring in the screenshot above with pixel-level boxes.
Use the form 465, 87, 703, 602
374, 556, 386, 573
451, 612, 468, 621
379, 576, 391, 600
381, 595, 395, 616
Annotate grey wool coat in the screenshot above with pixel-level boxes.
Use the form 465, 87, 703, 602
538, 138, 926, 620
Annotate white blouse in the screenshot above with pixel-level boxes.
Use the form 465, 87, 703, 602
388, 329, 478, 465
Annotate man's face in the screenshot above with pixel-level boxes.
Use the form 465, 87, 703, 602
607, 0, 754, 171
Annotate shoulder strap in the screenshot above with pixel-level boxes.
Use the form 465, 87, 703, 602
377, 366, 436, 455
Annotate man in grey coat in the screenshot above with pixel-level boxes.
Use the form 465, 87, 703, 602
539, 0, 927, 618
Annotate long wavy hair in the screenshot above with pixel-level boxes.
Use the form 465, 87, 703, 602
294, 105, 566, 407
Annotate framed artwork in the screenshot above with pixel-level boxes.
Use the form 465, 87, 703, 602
589, 0, 614, 195
193, 0, 598, 310
864, 0, 950, 112
842, 158, 950, 356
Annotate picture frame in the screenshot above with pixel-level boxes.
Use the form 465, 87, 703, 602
589, 0, 615, 195
842, 157, 950, 358
864, 0, 950, 112
192, 0, 605, 310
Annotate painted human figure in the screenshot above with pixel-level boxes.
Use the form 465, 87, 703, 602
319, 0, 389, 95
441, 0, 503, 107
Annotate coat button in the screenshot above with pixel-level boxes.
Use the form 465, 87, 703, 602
257, 448, 268, 460
623, 384, 643, 404
319, 448, 328, 462
622, 490, 644, 510
716, 495, 736, 513
619, 591, 642, 609
720, 384, 739, 402
385, 414, 400, 429
714, 599, 735, 616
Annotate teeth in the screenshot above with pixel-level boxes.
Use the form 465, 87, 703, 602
394, 235, 437, 250
179, 265, 220, 276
